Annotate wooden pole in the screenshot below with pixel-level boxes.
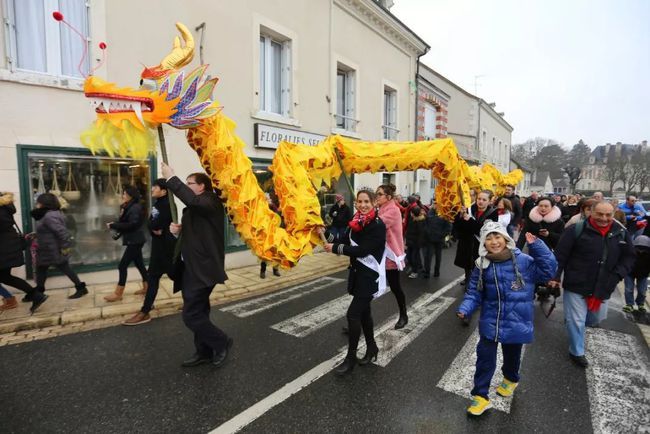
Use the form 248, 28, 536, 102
157, 125, 178, 223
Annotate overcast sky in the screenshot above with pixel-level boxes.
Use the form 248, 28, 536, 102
391, 0, 649, 148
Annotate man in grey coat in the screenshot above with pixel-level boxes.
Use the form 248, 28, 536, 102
161, 162, 232, 368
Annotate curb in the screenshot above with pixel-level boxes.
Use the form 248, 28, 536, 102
0, 259, 348, 344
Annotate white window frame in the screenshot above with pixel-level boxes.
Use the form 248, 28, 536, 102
259, 32, 291, 118
2, 0, 90, 81
335, 64, 357, 132
423, 102, 437, 140
382, 85, 398, 140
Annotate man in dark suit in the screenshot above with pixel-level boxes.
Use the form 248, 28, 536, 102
161, 162, 232, 368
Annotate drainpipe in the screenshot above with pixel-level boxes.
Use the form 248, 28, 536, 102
476, 99, 481, 163
413, 47, 429, 190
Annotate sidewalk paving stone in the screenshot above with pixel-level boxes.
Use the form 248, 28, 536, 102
0, 252, 348, 344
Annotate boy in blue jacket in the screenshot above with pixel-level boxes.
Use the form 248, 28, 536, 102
457, 221, 557, 416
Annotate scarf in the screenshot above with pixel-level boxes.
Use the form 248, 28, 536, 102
30, 207, 49, 221
486, 249, 512, 262
349, 207, 377, 233
588, 217, 613, 237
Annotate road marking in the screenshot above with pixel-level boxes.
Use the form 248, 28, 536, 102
271, 295, 351, 338
436, 328, 526, 414
220, 276, 345, 318
585, 328, 650, 434
375, 296, 455, 367
209, 275, 464, 434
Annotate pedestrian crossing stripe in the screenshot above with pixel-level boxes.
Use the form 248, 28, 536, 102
220, 276, 345, 318
436, 328, 525, 414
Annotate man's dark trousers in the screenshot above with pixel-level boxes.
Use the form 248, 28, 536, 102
182, 285, 229, 355
422, 242, 443, 277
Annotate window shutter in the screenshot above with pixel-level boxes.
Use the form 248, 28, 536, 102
281, 40, 291, 117
346, 71, 355, 130
3, 0, 17, 71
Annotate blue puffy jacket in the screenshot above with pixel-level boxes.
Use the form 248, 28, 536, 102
457, 239, 557, 344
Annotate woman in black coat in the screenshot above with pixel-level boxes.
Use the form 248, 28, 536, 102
0, 192, 48, 312
516, 197, 565, 251
105, 186, 148, 302
324, 189, 386, 376
453, 190, 499, 284
328, 194, 352, 242
31, 193, 87, 299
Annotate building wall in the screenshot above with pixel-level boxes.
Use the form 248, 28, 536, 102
0, 0, 425, 283
478, 103, 512, 173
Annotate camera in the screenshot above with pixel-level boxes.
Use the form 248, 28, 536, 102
535, 284, 560, 299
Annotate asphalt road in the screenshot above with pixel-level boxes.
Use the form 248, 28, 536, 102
2, 247, 649, 433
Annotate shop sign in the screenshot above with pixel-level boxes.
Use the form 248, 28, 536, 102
254, 123, 326, 149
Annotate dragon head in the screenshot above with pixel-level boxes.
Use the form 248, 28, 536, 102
81, 22, 220, 159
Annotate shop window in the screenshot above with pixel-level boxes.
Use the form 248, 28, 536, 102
225, 161, 276, 250
19, 147, 153, 273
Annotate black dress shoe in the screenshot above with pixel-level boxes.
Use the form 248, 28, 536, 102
358, 346, 378, 365
30, 294, 48, 314
181, 353, 212, 367
394, 315, 408, 330
68, 287, 88, 299
212, 338, 234, 368
334, 358, 356, 376
569, 353, 589, 368
273, 269, 281, 277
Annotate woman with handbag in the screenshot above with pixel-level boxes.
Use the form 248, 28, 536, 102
105, 186, 148, 302
324, 189, 386, 376
31, 193, 88, 299
0, 192, 48, 312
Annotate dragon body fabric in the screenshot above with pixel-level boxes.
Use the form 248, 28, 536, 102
80, 23, 522, 268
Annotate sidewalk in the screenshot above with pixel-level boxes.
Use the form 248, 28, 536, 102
0, 252, 348, 346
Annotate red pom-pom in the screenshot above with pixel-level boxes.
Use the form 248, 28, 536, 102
99, 42, 107, 50
52, 11, 64, 21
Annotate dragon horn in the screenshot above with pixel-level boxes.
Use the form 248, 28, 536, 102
159, 22, 195, 70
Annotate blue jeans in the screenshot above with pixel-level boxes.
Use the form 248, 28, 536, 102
471, 336, 523, 399
624, 275, 648, 306
0, 284, 12, 299
563, 290, 608, 357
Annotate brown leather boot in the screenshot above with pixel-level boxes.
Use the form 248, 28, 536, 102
133, 280, 148, 296
0, 296, 17, 311
104, 285, 125, 302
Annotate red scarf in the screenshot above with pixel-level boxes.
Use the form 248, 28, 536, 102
349, 208, 377, 233
588, 217, 613, 237
476, 209, 485, 220
497, 208, 506, 215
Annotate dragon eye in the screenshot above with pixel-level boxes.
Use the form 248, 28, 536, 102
140, 78, 157, 91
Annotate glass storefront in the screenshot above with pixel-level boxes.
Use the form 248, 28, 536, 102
18, 146, 153, 272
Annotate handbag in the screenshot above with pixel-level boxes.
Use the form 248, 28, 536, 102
12, 217, 28, 251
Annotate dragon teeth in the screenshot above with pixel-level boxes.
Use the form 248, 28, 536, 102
133, 102, 145, 126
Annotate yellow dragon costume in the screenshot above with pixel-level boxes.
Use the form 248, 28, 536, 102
79, 23, 521, 268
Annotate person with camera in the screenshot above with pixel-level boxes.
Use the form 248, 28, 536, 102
324, 189, 386, 376
516, 197, 564, 251
31, 193, 87, 300
123, 179, 176, 325
548, 201, 635, 368
457, 221, 557, 416
105, 186, 148, 302
0, 192, 48, 312
327, 194, 352, 243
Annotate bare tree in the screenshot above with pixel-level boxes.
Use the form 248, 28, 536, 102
563, 140, 591, 193
603, 148, 621, 195
627, 148, 650, 194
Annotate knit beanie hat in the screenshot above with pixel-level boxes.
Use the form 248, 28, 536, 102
477, 220, 516, 259
475, 220, 524, 292
634, 235, 650, 249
